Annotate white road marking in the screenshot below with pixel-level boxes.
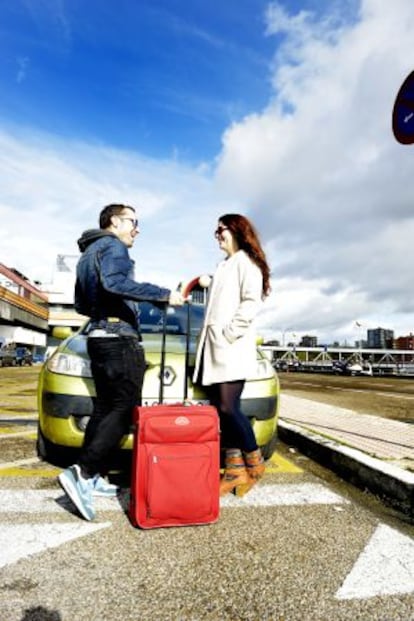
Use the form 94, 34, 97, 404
0, 457, 39, 470
0, 430, 35, 439
0, 489, 122, 513
335, 524, 414, 599
0, 484, 348, 515
0, 522, 111, 569
329, 387, 414, 400
0, 484, 348, 570
220, 483, 348, 507
374, 392, 414, 400
1, 486, 411, 605
287, 382, 414, 401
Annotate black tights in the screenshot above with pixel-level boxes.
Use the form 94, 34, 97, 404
208, 380, 258, 453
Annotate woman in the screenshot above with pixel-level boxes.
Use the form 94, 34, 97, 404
193, 214, 271, 496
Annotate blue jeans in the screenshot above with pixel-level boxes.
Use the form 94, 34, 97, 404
78, 336, 146, 477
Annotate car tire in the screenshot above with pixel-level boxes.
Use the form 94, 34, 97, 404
36, 424, 76, 467
36, 424, 55, 461
261, 428, 278, 460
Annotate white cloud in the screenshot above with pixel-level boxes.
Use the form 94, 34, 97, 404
215, 0, 414, 342
2, 0, 414, 346
0, 128, 226, 291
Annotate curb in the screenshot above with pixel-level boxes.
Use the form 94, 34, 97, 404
278, 420, 414, 518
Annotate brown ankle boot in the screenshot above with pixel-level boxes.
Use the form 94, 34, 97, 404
220, 450, 250, 496
244, 448, 265, 481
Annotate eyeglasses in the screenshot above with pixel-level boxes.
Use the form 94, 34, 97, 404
119, 216, 139, 229
214, 226, 228, 238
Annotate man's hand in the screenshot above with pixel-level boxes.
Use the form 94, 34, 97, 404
168, 290, 185, 306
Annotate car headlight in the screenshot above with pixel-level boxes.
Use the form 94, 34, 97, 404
255, 359, 274, 379
46, 353, 92, 378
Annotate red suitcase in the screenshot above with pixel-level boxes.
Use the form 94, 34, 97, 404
129, 303, 220, 528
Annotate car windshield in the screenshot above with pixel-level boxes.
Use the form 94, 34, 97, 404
70, 302, 204, 356
139, 302, 204, 337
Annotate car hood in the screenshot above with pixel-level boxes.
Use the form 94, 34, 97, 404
60, 333, 196, 357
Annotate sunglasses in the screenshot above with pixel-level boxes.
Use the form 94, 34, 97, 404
119, 216, 139, 229
214, 226, 229, 237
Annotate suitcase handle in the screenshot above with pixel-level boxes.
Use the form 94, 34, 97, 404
159, 305, 167, 404
159, 298, 191, 404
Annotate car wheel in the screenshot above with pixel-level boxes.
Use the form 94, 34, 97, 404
261, 428, 278, 460
36, 424, 76, 467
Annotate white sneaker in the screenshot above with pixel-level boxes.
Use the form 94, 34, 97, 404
58, 465, 95, 521
91, 475, 119, 497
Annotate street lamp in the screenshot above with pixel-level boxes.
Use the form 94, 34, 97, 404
354, 321, 364, 362
282, 329, 296, 347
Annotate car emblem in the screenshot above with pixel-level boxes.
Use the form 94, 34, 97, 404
160, 366, 177, 386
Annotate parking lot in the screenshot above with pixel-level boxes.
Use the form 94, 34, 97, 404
0, 367, 413, 621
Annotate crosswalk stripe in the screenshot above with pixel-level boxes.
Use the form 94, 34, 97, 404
0, 522, 111, 569
0, 489, 121, 513
0, 483, 347, 515
220, 483, 348, 507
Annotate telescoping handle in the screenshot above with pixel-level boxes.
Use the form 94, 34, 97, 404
158, 299, 191, 405
158, 305, 167, 405
183, 299, 191, 401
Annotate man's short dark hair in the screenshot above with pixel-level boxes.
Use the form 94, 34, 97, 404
99, 204, 136, 229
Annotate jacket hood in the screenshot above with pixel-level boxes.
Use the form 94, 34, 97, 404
77, 229, 116, 252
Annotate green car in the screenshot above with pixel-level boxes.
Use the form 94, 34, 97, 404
37, 291, 280, 466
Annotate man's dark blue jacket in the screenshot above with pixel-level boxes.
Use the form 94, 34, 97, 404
75, 229, 170, 332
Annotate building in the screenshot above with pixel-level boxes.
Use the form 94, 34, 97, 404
300, 335, 318, 347
39, 254, 86, 351
0, 255, 86, 358
367, 327, 394, 349
40, 255, 84, 330
394, 333, 414, 350
0, 263, 49, 351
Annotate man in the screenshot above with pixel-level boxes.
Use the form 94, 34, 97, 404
58, 203, 183, 520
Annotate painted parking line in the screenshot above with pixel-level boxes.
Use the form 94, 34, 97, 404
0, 457, 39, 470
0, 489, 121, 513
1, 487, 413, 603
0, 429, 36, 439
0, 452, 303, 478
0, 484, 346, 570
0, 457, 59, 478
0, 466, 60, 477
330, 386, 414, 400
266, 452, 302, 473
0, 522, 111, 569
220, 483, 347, 507
335, 524, 414, 600
0, 483, 347, 514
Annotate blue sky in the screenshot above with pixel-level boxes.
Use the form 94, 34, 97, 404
1, 0, 413, 344
0, 0, 274, 160
0, 0, 355, 161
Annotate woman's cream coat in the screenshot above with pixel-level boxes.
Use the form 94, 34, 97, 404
193, 250, 263, 386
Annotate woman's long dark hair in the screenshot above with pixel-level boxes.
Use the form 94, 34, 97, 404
219, 213, 271, 297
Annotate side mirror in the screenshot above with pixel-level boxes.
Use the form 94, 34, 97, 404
52, 326, 73, 340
